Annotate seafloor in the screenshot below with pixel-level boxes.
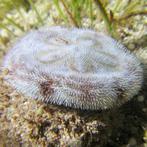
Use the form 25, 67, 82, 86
0, 1, 147, 147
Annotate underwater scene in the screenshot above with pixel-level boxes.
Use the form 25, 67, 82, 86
0, 0, 147, 147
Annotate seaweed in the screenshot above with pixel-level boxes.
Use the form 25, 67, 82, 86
0, 0, 146, 38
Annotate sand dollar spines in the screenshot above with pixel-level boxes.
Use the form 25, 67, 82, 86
3, 26, 143, 110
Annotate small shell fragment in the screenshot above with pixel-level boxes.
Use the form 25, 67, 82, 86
2, 26, 143, 110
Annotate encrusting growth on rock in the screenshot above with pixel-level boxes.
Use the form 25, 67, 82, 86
2, 26, 143, 110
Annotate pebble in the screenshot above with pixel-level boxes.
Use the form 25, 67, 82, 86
128, 137, 137, 146
137, 96, 144, 102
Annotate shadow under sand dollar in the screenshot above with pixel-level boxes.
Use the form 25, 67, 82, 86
76, 96, 146, 147
143, 63, 147, 99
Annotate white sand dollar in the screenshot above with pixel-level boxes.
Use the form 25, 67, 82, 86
3, 26, 143, 110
